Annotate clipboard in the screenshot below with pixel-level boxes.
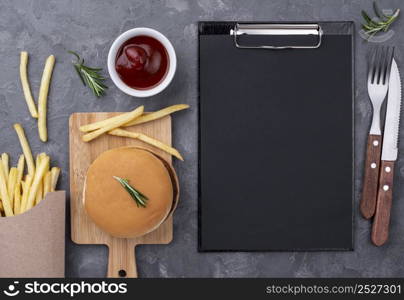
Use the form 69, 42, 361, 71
198, 21, 354, 251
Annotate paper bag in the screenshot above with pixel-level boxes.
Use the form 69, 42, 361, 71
0, 191, 65, 277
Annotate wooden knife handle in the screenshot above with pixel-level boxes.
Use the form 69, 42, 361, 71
371, 161, 395, 246
360, 134, 382, 219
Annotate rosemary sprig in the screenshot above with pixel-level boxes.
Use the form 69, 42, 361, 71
68, 50, 108, 98
113, 176, 148, 208
361, 2, 400, 38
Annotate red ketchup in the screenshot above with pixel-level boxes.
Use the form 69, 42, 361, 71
115, 36, 169, 90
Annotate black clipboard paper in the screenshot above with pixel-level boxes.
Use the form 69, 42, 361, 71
199, 22, 354, 251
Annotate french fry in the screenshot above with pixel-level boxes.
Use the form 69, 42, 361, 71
20, 51, 38, 118
137, 133, 184, 161
50, 167, 60, 192
40, 153, 49, 172
14, 123, 35, 176
37, 153, 49, 203
79, 104, 189, 132
108, 128, 184, 161
0, 163, 14, 216
82, 106, 144, 142
20, 177, 32, 213
79, 106, 142, 133
13, 155, 25, 213
38, 55, 56, 142
125, 104, 190, 127
35, 178, 43, 205
7, 167, 17, 208
0, 192, 3, 212
1, 153, 9, 182
43, 171, 51, 196
34, 154, 43, 204
36, 153, 42, 168
0, 160, 5, 189
16, 154, 25, 183
20, 182, 26, 213
14, 183, 21, 215
25, 156, 49, 210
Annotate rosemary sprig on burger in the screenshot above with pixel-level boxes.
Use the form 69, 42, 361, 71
113, 176, 148, 208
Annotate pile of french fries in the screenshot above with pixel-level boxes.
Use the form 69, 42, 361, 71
0, 124, 60, 217
79, 104, 189, 161
20, 51, 55, 142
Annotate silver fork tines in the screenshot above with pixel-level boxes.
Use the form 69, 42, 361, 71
368, 46, 394, 135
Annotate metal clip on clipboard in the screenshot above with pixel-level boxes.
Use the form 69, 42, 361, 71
230, 23, 323, 49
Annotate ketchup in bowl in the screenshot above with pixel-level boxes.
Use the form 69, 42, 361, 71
115, 36, 169, 90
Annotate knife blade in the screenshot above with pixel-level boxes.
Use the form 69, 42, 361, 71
372, 58, 402, 246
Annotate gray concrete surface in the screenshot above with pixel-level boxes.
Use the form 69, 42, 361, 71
0, 0, 404, 277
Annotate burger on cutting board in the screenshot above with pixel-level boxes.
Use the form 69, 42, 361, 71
84, 147, 179, 238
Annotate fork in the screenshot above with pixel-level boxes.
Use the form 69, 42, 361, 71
360, 46, 393, 219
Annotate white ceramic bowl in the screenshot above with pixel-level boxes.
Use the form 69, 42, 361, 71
107, 28, 177, 98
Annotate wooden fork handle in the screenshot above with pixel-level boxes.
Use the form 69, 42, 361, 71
360, 134, 382, 219
371, 160, 395, 246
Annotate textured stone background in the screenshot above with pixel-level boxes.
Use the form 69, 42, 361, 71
0, 0, 404, 277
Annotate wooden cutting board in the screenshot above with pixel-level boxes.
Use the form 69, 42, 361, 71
69, 112, 174, 278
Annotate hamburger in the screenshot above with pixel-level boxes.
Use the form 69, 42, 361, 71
84, 147, 176, 238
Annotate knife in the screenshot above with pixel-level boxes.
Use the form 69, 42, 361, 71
371, 58, 402, 246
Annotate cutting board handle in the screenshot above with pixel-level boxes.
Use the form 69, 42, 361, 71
107, 239, 137, 278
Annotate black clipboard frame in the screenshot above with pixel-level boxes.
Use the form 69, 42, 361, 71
198, 21, 355, 252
